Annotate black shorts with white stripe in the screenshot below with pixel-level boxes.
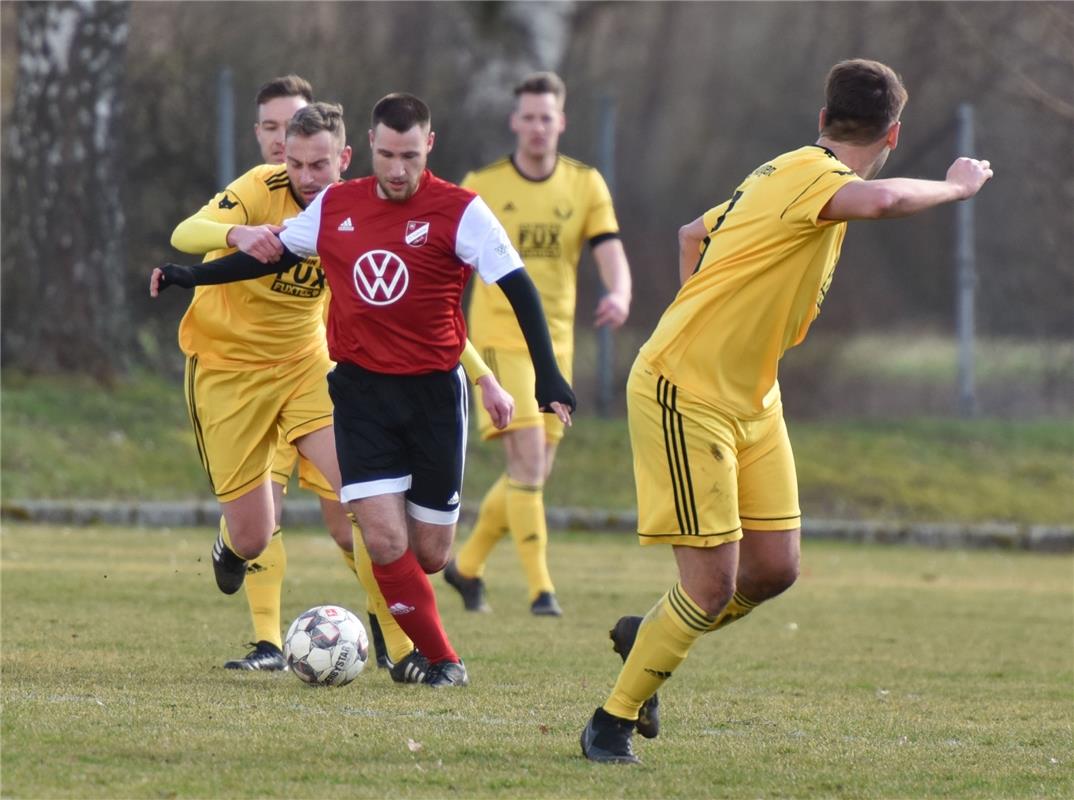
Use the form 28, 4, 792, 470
328, 361, 468, 525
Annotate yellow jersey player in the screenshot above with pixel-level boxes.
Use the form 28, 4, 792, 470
446, 72, 632, 617
580, 59, 993, 763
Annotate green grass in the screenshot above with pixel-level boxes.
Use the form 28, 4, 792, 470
2, 371, 1072, 525
2, 525, 1071, 798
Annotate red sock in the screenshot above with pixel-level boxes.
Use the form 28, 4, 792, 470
372, 549, 458, 664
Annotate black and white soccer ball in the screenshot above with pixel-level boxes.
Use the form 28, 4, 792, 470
283, 604, 369, 686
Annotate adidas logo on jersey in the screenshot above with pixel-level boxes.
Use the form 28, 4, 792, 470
388, 602, 415, 616
337, 217, 354, 232
447, 491, 460, 506
502, 202, 516, 212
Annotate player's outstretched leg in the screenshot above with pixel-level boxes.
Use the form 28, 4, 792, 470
580, 707, 640, 764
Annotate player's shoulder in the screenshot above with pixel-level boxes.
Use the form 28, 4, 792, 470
557, 153, 597, 174
466, 156, 513, 180
424, 172, 480, 206
769, 145, 854, 176
236, 163, 291, 192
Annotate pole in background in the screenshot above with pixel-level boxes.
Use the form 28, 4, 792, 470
956, 103, 977, 418
596, 93, 617, 417
217, 66, 236, 188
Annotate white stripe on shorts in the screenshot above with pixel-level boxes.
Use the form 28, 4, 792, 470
406, 500, 460, 525
340, 475, 412, 503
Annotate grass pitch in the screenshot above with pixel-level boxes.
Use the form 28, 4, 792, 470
2, 524, 1071, 799
2, 371, 1072, 525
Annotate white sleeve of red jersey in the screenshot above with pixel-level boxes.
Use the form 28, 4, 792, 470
456, 195, 524, 284
278, 186, 328, 259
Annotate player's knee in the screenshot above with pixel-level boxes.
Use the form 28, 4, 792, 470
417, 552, 449, 574
327, 523, 353, 551
689, 575, 737, 617
753, 561, 800, 601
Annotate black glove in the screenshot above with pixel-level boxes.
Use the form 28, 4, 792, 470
157, 264, 196, 291
536, 369, 577, 415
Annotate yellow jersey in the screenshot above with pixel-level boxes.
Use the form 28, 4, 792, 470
640, 145, 860, 416
463, 155, 620, 352
172, 164, 329, 369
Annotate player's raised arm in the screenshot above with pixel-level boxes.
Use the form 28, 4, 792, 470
820, 157, 993, 221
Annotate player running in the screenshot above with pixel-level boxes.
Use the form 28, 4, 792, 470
579, 59, 993, 763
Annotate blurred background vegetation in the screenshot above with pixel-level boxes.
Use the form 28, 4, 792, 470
1, 2, 1071, 520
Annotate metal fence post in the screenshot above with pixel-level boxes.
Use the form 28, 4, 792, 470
956, 103, 977, 418
217, 66, 235, 187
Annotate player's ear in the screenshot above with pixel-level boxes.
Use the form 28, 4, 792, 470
426, 130, 436, 153
558, 110, 566, 133
818, 107, 828, 134
368, 129, 375, 150
339, 145, 353, 174
886, 120, 901, 150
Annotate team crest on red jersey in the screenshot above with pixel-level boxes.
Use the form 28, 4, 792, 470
405, 220, 430, 247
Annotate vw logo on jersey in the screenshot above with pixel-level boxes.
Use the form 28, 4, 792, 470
353, 249, 409, 306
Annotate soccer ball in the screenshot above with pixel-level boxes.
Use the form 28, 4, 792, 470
283, 604, 369, 686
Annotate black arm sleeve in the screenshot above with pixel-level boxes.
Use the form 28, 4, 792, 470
495, 268, 577, 414
157, 247, 303, 291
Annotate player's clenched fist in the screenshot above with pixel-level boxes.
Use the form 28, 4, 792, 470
947, 157, 993, 199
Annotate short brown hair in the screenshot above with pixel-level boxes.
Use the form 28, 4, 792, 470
822, 59, 908, 144
287, 102, 346, 145
255, 74, 314, 108
514, 71, 566, 106
371, 93, 431, 133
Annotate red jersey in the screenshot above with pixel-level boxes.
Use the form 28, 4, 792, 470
279, 170, 522, 374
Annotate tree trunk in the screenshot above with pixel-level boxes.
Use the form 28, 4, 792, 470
2, 1, 131, 381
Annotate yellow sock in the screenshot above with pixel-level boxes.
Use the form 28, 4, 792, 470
347, 519, 415, 663
455, 474, 509, 578
709, 591, 760, 631
506, 478, 553, 599
604, 583, 714, 721
240, 522, 286, 649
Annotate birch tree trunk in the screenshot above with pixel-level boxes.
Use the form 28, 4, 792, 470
2, 0, 131, 381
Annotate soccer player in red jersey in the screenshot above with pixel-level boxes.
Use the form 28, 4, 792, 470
151, 94, 575, 687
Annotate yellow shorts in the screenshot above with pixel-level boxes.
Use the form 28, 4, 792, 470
627, 357, 800, 548
473, 345, 573, 443
269, 433, 336, 501
184, 353, 334, 502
